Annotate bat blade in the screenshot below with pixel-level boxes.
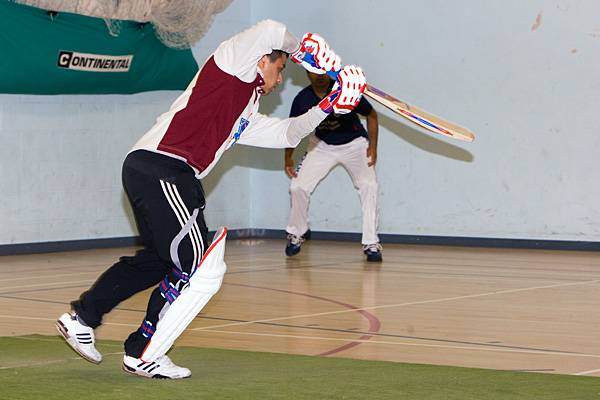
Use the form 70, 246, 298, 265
364, 85, 475, 142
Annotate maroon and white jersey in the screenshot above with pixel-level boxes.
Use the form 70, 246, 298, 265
131, 20, 327, 179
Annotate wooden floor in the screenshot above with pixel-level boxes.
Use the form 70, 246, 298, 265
1, 238, 600, 376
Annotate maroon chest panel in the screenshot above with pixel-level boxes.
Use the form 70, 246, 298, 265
158, 57, 260, 172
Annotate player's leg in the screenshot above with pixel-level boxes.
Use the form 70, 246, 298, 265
57, 244, 168, 363
135, 227, 227, 365
286, 138, 339, 255
121, 161, 208, 378
123, 229, 225, 380
56, 153, 177, 363
122, 179, 208, 354
339, 137, 382, 261
57, 151, 208, 371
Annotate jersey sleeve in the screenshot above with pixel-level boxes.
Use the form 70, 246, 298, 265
236, 113, 293, 148
237, 106, 327, 149
213, 19, 299, 83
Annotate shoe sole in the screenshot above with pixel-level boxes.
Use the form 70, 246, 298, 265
55, 319, 102, 364
122, 363, 190, 380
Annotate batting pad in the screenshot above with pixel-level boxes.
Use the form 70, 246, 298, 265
141, 227, 228, 362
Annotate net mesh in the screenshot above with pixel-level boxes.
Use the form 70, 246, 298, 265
13, 0, 232, 49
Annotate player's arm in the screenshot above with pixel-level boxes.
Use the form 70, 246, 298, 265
284, 92, 309, 178
213, 19, 299, 82
236, 66, 367, 148
235, 106, 324, 149
366, 109, 379, 166
284, 148, 296, 178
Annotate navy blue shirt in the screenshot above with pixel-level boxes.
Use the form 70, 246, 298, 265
289, 83, 373, 146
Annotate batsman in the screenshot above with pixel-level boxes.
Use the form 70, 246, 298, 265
55, 20, 367, 379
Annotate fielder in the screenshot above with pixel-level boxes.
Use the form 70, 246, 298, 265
55, 20, 367, 379
284, 71, 382, 262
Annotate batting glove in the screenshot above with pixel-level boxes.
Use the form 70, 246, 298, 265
318, 65, 366, 114
291, 33, 341, 74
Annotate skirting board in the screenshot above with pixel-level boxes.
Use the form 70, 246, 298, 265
1, 229, 600, 256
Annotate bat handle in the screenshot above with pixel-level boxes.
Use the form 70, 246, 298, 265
298, 52, 340, 80
326, 70, 340, 80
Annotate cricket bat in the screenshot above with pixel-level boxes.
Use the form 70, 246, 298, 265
362, 85, 475, 142
297, 49, 475, 142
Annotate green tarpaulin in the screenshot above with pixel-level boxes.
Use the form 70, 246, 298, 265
0, 1, 199, 94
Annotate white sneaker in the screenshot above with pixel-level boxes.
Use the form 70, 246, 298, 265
122, 354, 191, 379
55, 312, 102, 364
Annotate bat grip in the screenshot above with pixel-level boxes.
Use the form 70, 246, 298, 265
299, 52, 340, 80
326, 70, 340, 80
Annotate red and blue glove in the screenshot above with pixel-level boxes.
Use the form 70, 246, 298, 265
291, 33, 341, 74
318, 65, 367, 114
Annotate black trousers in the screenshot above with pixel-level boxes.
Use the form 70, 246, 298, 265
71, 150, 209, 357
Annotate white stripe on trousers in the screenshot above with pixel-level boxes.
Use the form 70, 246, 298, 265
161, 180, 198, 268
169, 182, 205, 260
159, 180, 205, 271
166, 181, 205, 265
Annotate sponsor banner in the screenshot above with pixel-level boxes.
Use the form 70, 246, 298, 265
0, 1, 198, 94
57, 51, 133, 72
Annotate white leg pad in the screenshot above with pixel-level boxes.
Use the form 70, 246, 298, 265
141, 227, 228, 362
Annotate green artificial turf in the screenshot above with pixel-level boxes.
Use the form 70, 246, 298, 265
1, 335, 599, 399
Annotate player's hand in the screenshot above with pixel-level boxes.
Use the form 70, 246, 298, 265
318, 65, 366, 114
367, 145, 377, 166
291, 33, 341, 74
285, 157, 297, 178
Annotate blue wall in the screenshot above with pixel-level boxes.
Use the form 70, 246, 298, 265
250, 0, 600, 241
1, 0, 599, 245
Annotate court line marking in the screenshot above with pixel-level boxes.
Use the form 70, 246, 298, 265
573, 368, 600, 376
3, 277, 599, 368
195, 329, 600, 360
0, 312, 573, 355
4, 278, 600, 344
4, 317, 593, 362
191, 279, 600, 331
2, 320, 597, 365
277, 267, 594, 283
0, 272, 99, 283
0, 314, 139, 329
0, 279, 95, 292
1, 317, 597, 371
3, 258, 596, 290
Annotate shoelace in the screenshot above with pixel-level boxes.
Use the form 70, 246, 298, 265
287, 234, 305, 246
156, 355, 176, 367
363, 243, 382, 252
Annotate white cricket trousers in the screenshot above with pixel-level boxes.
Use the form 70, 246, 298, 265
286, 136, 380, 245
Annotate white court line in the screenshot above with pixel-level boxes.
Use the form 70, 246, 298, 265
0, 314, 69, 322
4, 276, 600, 368
0, 314, 138, 329
573, 368, 600, 376
193, 279, 600, 331
203, 329, 600, 359
1, 331, 596, 373
0, 271, 99, 283
1, 315, 597, 371
0, 279, 94, 292
283, 266, 582, 281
